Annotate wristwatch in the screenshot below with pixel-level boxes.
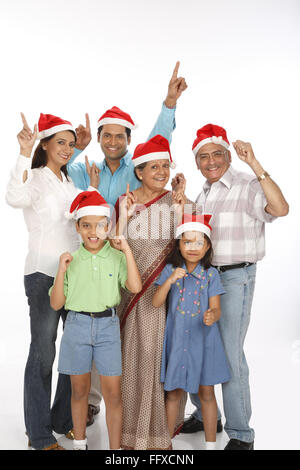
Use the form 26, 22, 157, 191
257, 171, 270, 182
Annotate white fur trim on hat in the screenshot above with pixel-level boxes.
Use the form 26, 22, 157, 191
76, 205, 110, 220
133, 151, 175, 168
175, 222, 211, 240
97, 117, 137, 130
193, 137, 229, 156
37, 124, 75, 140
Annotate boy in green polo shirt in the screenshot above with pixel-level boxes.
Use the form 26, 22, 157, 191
50, 191, 142, 451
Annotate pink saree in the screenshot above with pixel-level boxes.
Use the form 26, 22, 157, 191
117, 191, 187, 450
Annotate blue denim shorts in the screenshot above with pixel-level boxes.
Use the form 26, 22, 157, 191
58, 310, 122, 376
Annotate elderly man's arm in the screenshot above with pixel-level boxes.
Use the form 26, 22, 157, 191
233, 140, 289, 217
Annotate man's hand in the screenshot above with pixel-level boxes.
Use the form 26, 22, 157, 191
232, 140, 256, 166
75, 113, 92, 151
85, 156, 100, 189
164, 61, 188, 108
171, 172, 186, 193
18, 113, 37, 158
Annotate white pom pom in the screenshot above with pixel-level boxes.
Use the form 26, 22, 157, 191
211, 136, 222, 144
170, 161, 176, 169
64, 211, 75, 220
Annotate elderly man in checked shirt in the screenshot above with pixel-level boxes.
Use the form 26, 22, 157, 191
174, 124, 289, 450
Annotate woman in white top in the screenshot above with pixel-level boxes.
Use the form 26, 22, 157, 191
6, 113, 94, 450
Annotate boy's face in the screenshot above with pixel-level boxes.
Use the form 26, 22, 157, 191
76, 215, 110, 253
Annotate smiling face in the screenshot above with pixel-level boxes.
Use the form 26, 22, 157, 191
179, 231, 210, 266
76, 215, 110, 253
135, 159, 170, 191
42, 130, 76, 170
98, 124, 131, 161
195, 143, 231, 184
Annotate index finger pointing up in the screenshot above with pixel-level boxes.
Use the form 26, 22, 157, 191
20, 112, 31, 131
171, 61, 180, 79
85, 113, 91, 131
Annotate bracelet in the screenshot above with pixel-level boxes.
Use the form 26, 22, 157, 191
257, 171, 270, 182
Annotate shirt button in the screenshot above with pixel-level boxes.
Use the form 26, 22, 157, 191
185, 330, 189, 333
184, 349, 187, 352
94, 267, 97, 270
93, 255, 96, 259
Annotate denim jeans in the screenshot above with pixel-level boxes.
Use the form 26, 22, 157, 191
189, 264, 257, 443
24, 272, 72, 449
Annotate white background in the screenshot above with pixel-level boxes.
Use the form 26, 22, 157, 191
0, 0, 299, 450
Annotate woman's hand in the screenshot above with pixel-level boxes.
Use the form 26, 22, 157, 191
85, 156, 100, 189
58, 252, 73, 273
119, 184, 137, 220
75, 113, 92, 151
18, 113, 37, 158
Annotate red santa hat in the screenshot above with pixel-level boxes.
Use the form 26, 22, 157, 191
37, 113, 75, 140
176, 213, 213, 240
65, 191, 110, 220
97, 106, 137, 130
192, 124, 230, 156
132, 134, 175, 169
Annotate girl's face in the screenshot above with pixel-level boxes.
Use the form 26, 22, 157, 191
42, 130, 76, 169
179, 231, 210, 264
136, 159, 170, 191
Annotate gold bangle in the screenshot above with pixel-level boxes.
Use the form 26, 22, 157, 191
257, 171, 270, 182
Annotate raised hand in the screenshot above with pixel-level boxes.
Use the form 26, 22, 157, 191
232, 140, 256, 166
17, 113, 37, 157
165, 61, 188, 108
120, 184, 137, 220
85, 156, 100, 189
110, 235, 130, 253
58, 252, 73, 273
171, 172, 186, 193
75, 113, 92, 151
168, 267, 187, 284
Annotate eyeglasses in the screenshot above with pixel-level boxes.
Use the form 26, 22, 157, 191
196, 150, 228, 162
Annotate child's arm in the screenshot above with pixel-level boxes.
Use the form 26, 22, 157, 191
203, 295, 221, 326
111, 237, 142, 294
152, 267, 186, 307
50, 252, 73, 311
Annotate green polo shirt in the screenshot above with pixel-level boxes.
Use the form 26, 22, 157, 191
50, 241, 128, 312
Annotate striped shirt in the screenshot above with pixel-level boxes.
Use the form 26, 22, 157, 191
195, 165, 276, 266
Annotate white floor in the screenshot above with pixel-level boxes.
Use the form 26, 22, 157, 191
1, 339, 299, 450
1, 289, 300, 450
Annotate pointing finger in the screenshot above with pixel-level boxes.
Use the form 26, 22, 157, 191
85, 113, 91, 131
20, 112, 31, 131
171, 61, 180, 80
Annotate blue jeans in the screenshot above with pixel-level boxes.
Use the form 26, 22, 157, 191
190, 264, 256, 443
24, 272, 72, 449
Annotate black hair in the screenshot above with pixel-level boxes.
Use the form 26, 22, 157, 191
133, 161, 147, 181
97, 125, 131, 139
31, 130, 77, 180
167, 234, 213, 270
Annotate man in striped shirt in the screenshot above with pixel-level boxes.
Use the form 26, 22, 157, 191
180, 124, 289, 450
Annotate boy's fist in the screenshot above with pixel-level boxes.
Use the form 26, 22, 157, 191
58, 252, 73, 273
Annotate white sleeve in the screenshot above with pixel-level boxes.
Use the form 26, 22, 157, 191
5, 155, 35, 208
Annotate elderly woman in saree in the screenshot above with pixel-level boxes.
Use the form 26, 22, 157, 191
114, 135, 197, 450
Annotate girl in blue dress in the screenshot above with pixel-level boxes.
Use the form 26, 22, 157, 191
153, 213, 230, 450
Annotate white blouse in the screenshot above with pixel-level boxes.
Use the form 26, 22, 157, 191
6, 155, 81, 277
